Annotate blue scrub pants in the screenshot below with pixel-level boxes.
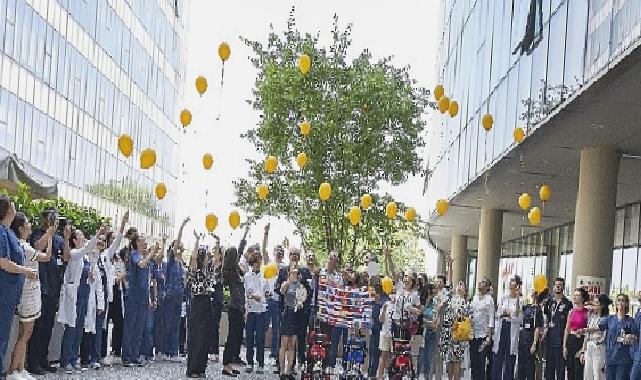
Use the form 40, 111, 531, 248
60, 284, 90, 367
163, 292, 182, 357
121, 294, 147, 364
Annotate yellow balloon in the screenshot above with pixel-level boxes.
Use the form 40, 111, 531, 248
528, 206, 542, 226
205, 214, 218, 232
180, 109, 192, 127
405, 207, 417, 222
195, 76, 208, 96
202, 153, 213, 170
299, 54, 311, 75
518, 193, 532, 211
264, 156, 278, 174
348, 206, 362, 226
539, 185, 551, 202
381, 277, 394, 294
296, 152, 308, 169
218, 42, 230, 61
155, 183, 166, 200
513, 127, 525, 143
385, 202, 398, 219
482, 114, 493, 131
436, 199, 449, 216
434, 85, 445, 101
117, 134, 133, 157
360, 194, 373, 210
533, 274, 548, 293
437, 96, 450, 114
256, 184, 269, 201
319, 182, 332, 201
228, 211, 241, 229
448, 101, 459, 117
300, 121, 311, 136
140, 148, 156, 169
263, 262, 278, 280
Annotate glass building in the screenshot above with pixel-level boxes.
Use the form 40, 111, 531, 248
0, 0, 188, 235
427, 0, 641, 302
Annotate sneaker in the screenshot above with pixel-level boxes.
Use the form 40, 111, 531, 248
6, 371, 25, 380
169, 356, 183, 363
28, 367, 45, 376
43, 365, 58, 373
245, 365, 254, 373
100, 357, 112, 367
64, 365, 75, 374
256, 366, 265, 374
90, 362, 101, 370
156, 353, 166, 361
20, 370, 36, 380
123, 361, 132, 367
72, 364, 84, 373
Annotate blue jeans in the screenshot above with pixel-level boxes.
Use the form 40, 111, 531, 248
329, 326, 348, 367
0, 301, 17, 367
368, 330, 381, 378
121, 294, 147, 364
492, 322, 516, 380
245, 312, 268, 367
60, 284, 90, 367
90, 309, 106, 364
606, 362, 631, 380
266, 298, 280, 359
421, 330, 438, 378
631, 360, 641, 380
163, 293, 182, 356
142, 306, 154, 359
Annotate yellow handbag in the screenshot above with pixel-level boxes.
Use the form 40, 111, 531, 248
452, 317, 472, 341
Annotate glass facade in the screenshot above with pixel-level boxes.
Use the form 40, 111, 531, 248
427, 0, 641, 208
0, 0, 188, 235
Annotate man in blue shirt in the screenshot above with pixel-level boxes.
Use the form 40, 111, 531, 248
26, 209, 70, 375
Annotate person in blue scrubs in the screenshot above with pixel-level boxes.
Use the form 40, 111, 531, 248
597, 293, 638, 379
121, 233, 153, 366
632, 294, 641, 379
164, 217, 189, 362
0, 196, 38, 373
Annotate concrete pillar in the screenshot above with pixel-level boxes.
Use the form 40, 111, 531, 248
572, 146, 620, 290
451, 235, 469, 286
477, 208, 503, 299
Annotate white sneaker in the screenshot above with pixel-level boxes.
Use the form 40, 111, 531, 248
100, 356, 112, 366
19, 370, 35, 380
169, 356, 183, 363
64, 365, 74, 375
90, 362, 101, 370
6, 371, 25, 380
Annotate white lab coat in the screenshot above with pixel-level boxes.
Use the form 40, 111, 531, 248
97, 232, 123, 329
492, 295, 523, 356
57, 235, 98, 328
84, 252, 105, 334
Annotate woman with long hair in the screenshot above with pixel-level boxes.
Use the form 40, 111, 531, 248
6, 213, 53, 380
563, 288, 590, 379
108, 226, 136, 357
0, 196, 38, 376
208, 235, 223, 362
222, 246, 245, 377
597, 293, 638, 379
277, 264, 308, 379
580, 294, 609, 380
439, 280, 471, 380
58, 223, 108, 374
186, 233, 215, 378
491, 275, 523, 380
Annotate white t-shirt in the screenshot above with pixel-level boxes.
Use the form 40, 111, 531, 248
393, 289, 420, 321
380, 300, 395, 337
471, 293, 495, 338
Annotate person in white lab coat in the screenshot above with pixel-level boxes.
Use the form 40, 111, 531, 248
58, 223, 108, 374
492, 275, 523, 380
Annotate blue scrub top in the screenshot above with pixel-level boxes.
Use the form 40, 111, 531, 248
0, 225, 25, 307
127, 250, 150, 299
165, 254, 184, 296
599, 314, 639, 365
150, 260, 166, 300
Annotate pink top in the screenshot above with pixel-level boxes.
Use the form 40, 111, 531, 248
569, 307, 588, 332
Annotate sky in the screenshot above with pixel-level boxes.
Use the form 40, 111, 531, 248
176, 0, 441, 272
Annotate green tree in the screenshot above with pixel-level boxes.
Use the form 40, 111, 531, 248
234, 9, 432, 266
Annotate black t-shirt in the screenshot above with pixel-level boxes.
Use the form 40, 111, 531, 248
544, 296, 573, 347
29, 228, 64, 296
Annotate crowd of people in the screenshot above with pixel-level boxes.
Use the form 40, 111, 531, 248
2, 194, 641, 379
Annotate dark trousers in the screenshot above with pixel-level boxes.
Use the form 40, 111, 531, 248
545, 344, 565, 380
187, 295, 213, 375
470, 338, 489, 380
142, 307, 154, 359
245, 312, 268, 367
223, 308, 244, 365
368, 330, 381, 378
492, 322, 515, 380
153, 300, 165, 355
27, 294, 58, 369
210, 287, 223, 355
566, 334, 584, 380
631, 360, 641, 380
163, 293, 182, 356
297, 310, 310, 364
107, 286, 124, 356
266, 298, 280, 359
606, 362, 632, 380
516, 336, 535, 380
329, 326, 348, 367
180, 316, 187, 354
